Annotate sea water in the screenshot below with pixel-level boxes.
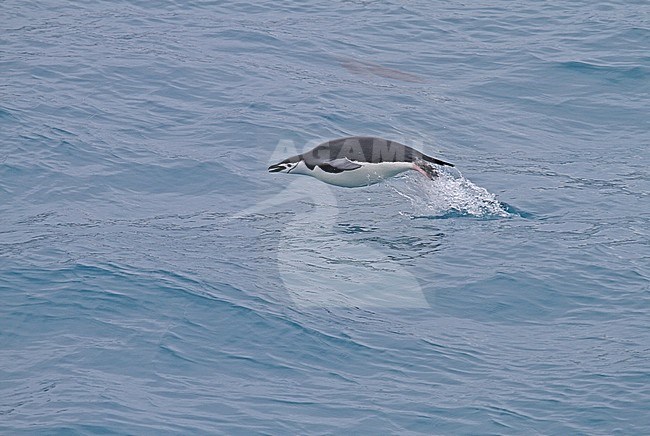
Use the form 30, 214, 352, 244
1, 0, 649, 433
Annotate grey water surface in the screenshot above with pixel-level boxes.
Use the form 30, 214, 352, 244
1, 1, 649, 434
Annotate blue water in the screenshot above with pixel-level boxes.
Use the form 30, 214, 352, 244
2, 0, 649, 433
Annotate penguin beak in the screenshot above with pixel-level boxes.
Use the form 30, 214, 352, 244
268, 163, 285, 173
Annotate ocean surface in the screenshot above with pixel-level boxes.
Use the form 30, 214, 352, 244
2, 0, 649, 433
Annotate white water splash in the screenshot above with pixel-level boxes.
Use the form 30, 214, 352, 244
392, 170, 511, 218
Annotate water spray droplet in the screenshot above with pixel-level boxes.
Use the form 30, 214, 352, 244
392, 170, 512, 219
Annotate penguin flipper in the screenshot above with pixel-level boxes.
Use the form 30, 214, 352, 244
319, 158, 363, 173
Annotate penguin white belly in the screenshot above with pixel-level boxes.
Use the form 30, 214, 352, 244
309, 162, 414, 188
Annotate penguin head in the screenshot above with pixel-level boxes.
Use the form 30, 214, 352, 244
268, 158, 299, 173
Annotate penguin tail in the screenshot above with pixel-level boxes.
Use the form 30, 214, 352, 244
421, 154, 454, 167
